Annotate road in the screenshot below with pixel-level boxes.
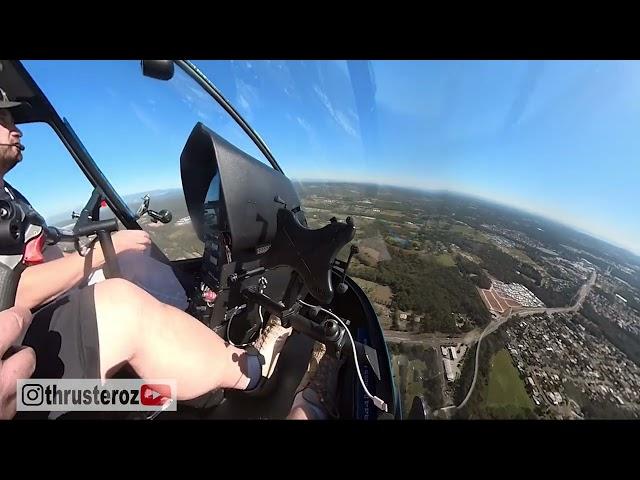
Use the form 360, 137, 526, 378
383, 328, 482, 346
503, 270, 596, 318
406, 270, 597, 416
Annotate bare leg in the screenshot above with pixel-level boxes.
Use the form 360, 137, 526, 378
286, 395, 322, 420
287, 408, 313, 420
286, 342, 342, 420
93, 278, 254, 400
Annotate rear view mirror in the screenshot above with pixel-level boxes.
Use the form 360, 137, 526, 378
141, 60, 174, 81
149, 209, 172, 224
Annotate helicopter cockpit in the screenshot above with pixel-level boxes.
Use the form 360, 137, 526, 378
0, 60, 401, 420
176, 121, 394, 418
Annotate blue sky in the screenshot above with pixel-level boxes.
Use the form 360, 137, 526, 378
7, 60, 640, 256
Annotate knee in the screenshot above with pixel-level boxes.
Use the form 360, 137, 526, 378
95, 278, 141, 302
93, 278, 150, 325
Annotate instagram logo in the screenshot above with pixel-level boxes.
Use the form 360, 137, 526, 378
21, 384, 44, 406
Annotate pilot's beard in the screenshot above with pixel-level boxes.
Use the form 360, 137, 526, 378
0, 152, 21, 176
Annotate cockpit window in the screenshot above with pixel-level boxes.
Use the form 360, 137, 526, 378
22, 60, 272, 260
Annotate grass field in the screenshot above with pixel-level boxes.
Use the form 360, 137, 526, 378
405, 359, 428, 401
380, 210, 405, 218
450, 224, 491, 244
352, 277, 393, 305
391, 352, 441, 417
485, 349, 534, 416
433, 253, 456, 267
504, 247, 539, 268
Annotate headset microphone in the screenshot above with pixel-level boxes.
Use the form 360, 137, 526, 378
0, 143, 25, 151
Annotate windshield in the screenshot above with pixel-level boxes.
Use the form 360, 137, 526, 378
15, 60, 640, 419
16, 60, 273, 260
193, 60, 640, 420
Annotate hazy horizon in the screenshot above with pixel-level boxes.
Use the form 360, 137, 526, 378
10, 60, 640, 260
41, 178, 640, 261
293, 176, 640, 259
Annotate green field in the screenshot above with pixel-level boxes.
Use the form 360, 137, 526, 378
450, 224, 491, 243
504, 247, 540, 268
352, 277, 393, 304
433, 253, 456, 267
391, 350, 444, 417
485, 349, 535, 417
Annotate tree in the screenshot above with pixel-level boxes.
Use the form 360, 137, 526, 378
477, 272, 491, 289
391, 314, 399, 330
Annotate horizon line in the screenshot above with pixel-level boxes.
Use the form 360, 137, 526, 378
291, 177, 640, 260
42, 179, 640, 261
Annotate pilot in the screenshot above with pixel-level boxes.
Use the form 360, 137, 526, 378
0, 89, 339, 420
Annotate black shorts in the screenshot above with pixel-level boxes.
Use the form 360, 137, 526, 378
21, 284, 101, 380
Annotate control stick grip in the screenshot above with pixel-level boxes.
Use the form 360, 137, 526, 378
0, 262, 20, 311
97, 230, 121, 278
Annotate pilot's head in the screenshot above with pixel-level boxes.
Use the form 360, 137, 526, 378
0, 88, 25, 176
